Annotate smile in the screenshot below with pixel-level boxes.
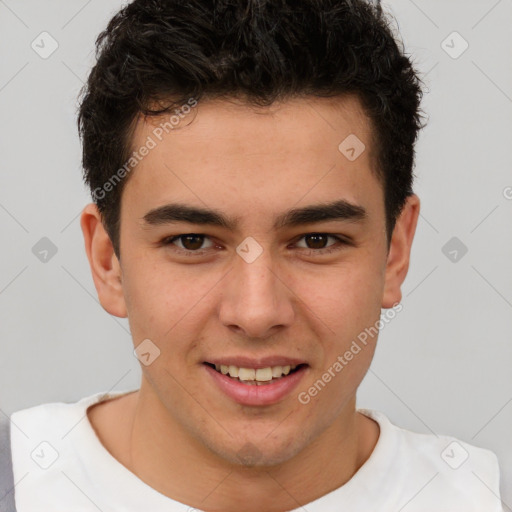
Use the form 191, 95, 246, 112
205, 363, 305, 385
203, 361, 309, 406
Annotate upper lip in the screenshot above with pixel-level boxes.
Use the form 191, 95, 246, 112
204, 356, 307, 369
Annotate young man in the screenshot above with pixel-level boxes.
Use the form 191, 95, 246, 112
0, 0, 503, 510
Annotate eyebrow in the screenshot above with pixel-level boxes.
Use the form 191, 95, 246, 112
142, 199, 367, 231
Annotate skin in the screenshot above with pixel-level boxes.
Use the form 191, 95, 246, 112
81, 95, 420, 511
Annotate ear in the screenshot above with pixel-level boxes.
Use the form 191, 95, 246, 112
381, 194, 420, 308
80, 203, 127, 318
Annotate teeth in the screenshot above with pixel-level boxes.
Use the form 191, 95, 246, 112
212, 363, 299, 381
238, 368, 256, 381
255, 367, 273, 381
271, 366, 283, 378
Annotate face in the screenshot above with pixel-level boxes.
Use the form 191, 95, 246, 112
85, 95, 416, 467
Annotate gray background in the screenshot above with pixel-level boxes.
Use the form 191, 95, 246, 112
1, 0, 511, 507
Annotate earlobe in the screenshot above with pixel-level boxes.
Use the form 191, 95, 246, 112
80, 203, 127, 318
381, 194, 420, 309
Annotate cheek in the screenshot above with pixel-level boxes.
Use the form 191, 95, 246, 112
122, 241, 385, 346
121, 256, 216, 346
293, 260, 383, 330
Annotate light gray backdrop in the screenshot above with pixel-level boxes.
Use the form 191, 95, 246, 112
1, 0, 511, 507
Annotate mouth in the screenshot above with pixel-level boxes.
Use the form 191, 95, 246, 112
202, 360, 309, 406
203, 362, 308, 386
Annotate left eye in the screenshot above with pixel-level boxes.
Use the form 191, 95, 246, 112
294, 233, 343, 251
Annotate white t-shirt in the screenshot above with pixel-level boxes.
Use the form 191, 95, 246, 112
10, 389, 503, 512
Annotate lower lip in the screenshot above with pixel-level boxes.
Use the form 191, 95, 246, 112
203, 364, 308, 406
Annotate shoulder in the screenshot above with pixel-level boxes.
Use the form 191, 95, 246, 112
9, 391, 113, 470
10, 389, 135, 428
10, 392, 110, 439
360, 409, 503, 511
9, 389, 136, 472
8, 390, 138, 510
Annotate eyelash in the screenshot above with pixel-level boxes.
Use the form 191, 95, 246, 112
160, 233, 350, 257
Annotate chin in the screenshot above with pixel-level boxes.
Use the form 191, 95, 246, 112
203, 432, 310, 469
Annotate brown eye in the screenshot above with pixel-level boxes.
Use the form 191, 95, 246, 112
303, 234, 330, 249
179, 234, 205, 250
164, 234, 213, 252
295, 233, 344, 252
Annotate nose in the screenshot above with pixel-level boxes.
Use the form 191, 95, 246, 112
218, 249, 295, 339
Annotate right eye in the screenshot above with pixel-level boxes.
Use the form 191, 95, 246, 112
161, 234, 216, 255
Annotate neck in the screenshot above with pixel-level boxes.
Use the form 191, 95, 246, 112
120, 382, 379, 511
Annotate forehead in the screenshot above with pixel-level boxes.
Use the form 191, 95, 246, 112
121, 95, 384, 230
139, 95, 374, 160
